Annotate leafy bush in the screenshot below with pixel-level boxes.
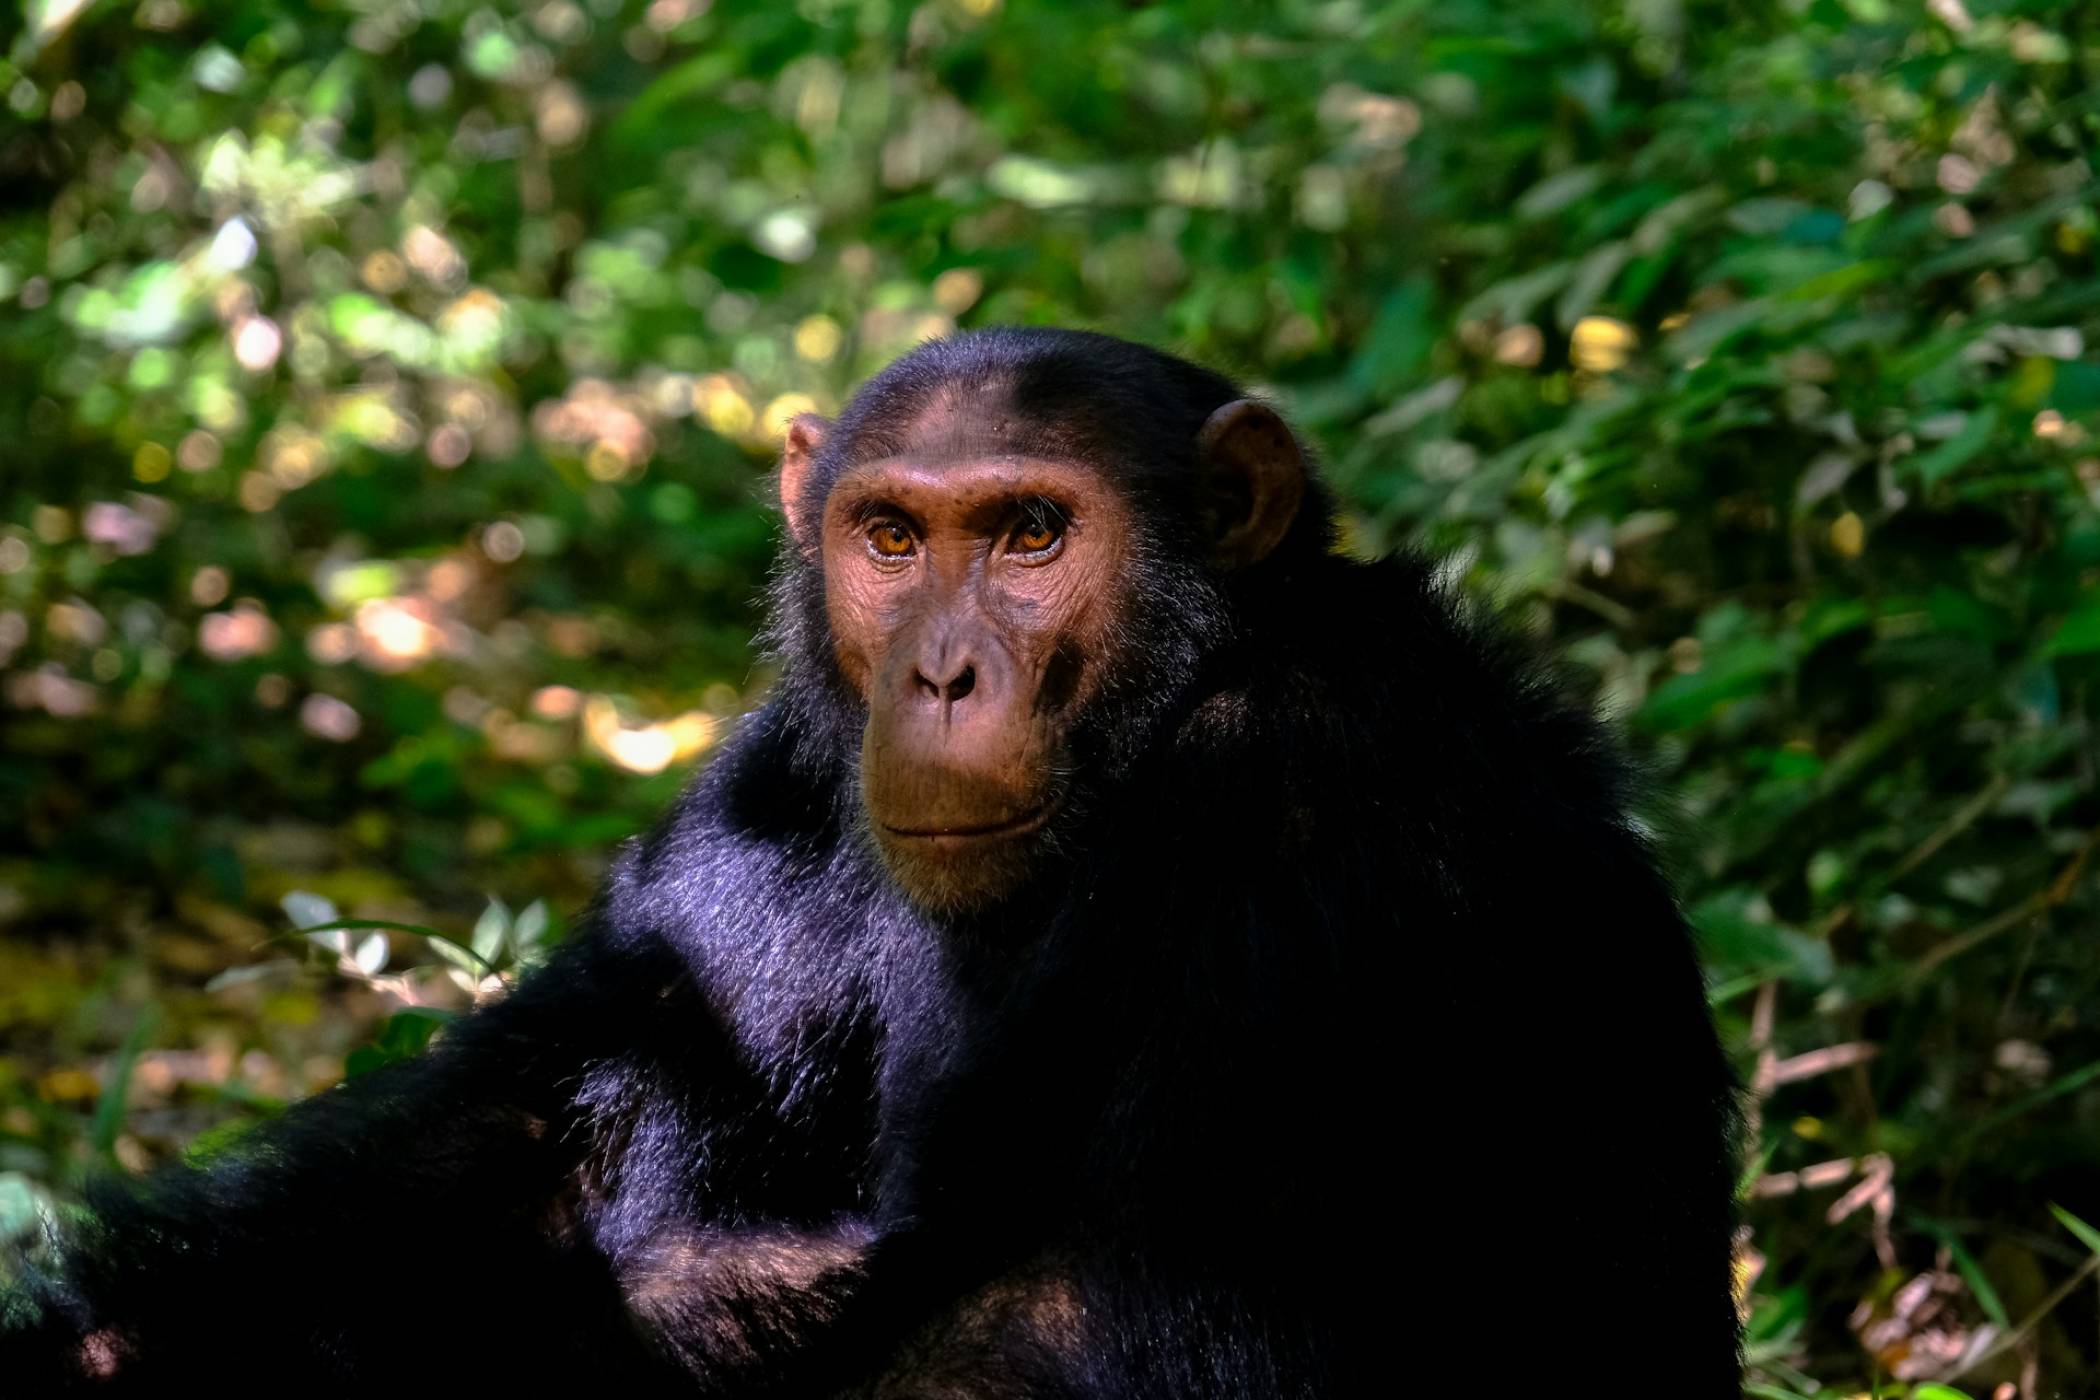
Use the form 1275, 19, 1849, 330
3, 1, 2098, 1390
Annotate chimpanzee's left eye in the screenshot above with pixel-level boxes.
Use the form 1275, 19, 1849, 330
1008, 504, 1064, 556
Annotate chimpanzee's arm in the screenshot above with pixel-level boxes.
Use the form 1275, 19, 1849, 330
0, 932, 835, 1392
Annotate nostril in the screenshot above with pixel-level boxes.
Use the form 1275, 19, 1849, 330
911, 662, 975, 706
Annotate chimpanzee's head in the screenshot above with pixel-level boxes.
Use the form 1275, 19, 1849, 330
772, 328, 1331, 913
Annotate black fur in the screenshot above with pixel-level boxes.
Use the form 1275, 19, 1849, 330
3, 328, 1741, 1395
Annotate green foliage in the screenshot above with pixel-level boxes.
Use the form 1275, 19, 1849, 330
343, 1008, 451, 1079
3, 0, 2099, 1388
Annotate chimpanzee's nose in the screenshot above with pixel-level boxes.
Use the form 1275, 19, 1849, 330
913, 653, 977, 710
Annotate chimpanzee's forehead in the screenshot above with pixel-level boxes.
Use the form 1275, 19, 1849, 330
839, 378, 1080, 460
829, 376, 1173, 481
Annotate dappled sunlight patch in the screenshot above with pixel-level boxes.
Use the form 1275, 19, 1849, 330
1850, 1270, 1998, 1384
198, 602, 279, 662
582, 696, 717, 775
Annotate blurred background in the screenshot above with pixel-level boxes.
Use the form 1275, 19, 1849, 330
3, 0, 2099, 1392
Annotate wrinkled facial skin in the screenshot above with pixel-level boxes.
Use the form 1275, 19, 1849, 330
820, 452, 1132, 912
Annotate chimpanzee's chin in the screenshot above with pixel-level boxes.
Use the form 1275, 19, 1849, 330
873, 828, 1044, 916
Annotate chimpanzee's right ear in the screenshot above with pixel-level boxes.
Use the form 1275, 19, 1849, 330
778, 414, 829, 559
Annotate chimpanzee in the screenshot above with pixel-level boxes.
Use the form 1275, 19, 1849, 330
3, 328, 1741, 1395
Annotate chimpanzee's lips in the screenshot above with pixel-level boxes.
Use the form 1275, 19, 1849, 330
881, 804, 1051, 841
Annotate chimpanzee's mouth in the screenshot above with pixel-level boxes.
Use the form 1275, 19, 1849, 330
881, 804, 1052, 842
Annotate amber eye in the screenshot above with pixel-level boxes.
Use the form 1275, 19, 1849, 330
868, 522, 916, 559
1010, 517, 1062, 555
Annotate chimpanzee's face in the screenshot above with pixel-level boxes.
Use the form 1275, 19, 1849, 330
777, 389, 1304, 914
818, 446, 1130, 911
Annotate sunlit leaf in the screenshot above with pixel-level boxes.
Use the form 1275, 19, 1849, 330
472, 899, 512, 965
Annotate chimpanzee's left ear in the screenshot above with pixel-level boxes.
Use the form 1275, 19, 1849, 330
778, 414, 830, 560
1196, 400, 1306, 570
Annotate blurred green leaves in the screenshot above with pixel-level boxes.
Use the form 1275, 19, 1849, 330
2, 0, 2100, 1390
